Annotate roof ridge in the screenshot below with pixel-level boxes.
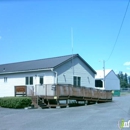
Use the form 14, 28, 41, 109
0, 54, 78, 66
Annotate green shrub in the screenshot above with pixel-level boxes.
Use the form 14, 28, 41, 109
0, 97, 31, 108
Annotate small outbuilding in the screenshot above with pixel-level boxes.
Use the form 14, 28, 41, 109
95, 69, 120, 96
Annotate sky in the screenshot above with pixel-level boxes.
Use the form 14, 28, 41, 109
0, 0, 130, 75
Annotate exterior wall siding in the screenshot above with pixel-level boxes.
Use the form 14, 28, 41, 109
0, 76, 25, 97
0, 71, 55, 97
105, 71, 120, 90
55, 57, 95, 88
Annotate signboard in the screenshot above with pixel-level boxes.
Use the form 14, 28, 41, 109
15, 86, 27, 96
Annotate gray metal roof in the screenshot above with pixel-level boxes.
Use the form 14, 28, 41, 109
0, 54, 96, 74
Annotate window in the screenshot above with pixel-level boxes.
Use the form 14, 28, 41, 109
4, 77, 7, 83
73, 76, 81, 87
30, 77, 33, 85
25, 77, 33, 85
40, 76, 43, 85
95, 80, 103, 88
26, 77, 28, 85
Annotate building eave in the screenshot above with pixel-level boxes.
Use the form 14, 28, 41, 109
0, 68, 53, 75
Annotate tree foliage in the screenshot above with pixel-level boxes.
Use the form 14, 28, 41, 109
117, 71, 129, 88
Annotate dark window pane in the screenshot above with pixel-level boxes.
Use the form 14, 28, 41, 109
95, 80, 103, 87
4, 77, 7, 83
78, 77, 81, 86
73, 76, 77, 86
40, 76, 43, 85
30, 77, 33, 85
26, 77, 28, 85
73, 76, 81, 87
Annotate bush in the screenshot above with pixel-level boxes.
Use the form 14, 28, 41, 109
0, 97, 31, 108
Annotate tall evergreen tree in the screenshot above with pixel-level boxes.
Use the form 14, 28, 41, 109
124, 73, 128, 83
117, 71, 129, 88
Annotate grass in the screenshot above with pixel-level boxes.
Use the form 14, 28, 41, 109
120, 91, 130, 96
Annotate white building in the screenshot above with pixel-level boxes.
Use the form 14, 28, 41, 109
95, 69, 120, 92
0, 54, 96, 97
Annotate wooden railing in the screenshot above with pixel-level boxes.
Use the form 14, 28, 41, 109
56, 84, 112, 101
27, 84, 112, 101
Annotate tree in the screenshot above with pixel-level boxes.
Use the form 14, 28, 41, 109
117, 71, 129, 88
124, 73, 128, 83
120, 80, 128, 88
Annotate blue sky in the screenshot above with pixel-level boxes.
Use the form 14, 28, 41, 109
0, 0, 130, 75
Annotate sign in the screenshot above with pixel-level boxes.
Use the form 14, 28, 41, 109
15, 86, 27, 96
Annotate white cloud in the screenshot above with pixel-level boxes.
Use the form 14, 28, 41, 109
126, 67, 130, 70
123, 62, 130, 66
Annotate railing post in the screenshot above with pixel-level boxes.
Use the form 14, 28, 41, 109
56, 85, 58, 97
46, 84, 47, 99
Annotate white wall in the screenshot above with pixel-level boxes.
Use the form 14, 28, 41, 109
0, 76, 25, 97
105, 71, 120, 90
55, 57, 95, 88
0, 71, 55, 97
44, 72, 55, 84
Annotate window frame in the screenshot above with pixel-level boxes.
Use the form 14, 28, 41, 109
25, 76, 33, 85
4, 77, 7, 83
73, 76, 81, 87
30, 77, 33, 85
95, 80, 103, 88
39, 76, 44, 85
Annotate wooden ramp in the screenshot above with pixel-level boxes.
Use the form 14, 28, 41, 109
28, 84, 112, 108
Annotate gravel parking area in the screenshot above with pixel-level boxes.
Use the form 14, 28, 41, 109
0, 95, 130, 130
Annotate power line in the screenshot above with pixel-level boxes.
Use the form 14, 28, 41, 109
106, 0, 130, 62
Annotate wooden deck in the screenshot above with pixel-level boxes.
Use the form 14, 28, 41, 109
28, 84, 112, 108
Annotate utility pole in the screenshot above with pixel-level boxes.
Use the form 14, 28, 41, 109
71, 28, 74, 79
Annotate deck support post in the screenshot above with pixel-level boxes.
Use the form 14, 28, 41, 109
56, 99, 60, 108
84, 100, 87, 106
47, 99, 51, 108
42, 98, 44, 104
66, 99, 69, 108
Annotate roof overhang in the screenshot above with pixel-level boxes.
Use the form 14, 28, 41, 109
95, 78, 104, 80
0, 68, 53, 75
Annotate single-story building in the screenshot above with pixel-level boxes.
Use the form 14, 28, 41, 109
95, 69, 120, 96
0, 54, 96, 97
